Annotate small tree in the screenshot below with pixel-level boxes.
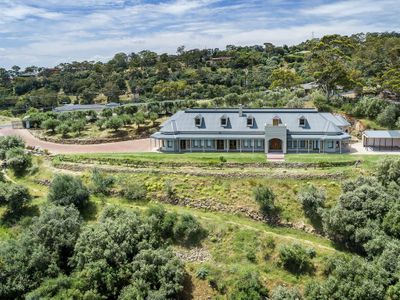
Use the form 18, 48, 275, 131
134, 112, 146, 128
173, 213, 206, 245
90, 168, 114, 195
96, 118, 106, 130
41, 118, 61, 133
2, 184, 31, 216
376, 105, 399, 129
279, 243, 315, 273
101, 108, 113, 118
70, 119, 86, 135
105, 116, 123, 132
5, 148, 32, 175
297, 184, 325, 220
55, 123, 71, 137
231, 271, 269, 300
48, 174, 90, 209
0, 136, 25, 159
121, 181, 147, 201
253, 185, 275, 215
271, 285, 303, 300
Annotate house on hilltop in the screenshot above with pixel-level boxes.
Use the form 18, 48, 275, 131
151, 107, 351, 154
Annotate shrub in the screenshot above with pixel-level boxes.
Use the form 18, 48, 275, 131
105, 116, 123, 132
0, 183, 31, 216
253, 185, 275, 215
231, 271, 268, 300
164, 180, 175, 199
376, 158, 400, 185
0, 136, 25, 159
48, 174, 90, 209
70, 119, 86, 134
382, 206, 400, 238
90, 168, 114, 195
41, 118, 60, 133
173, 213, 206, 245
246, 250, 257, 262
96, 118, 106, 130
196, 266, 209, 280
376, 105, 399, 129
121, 181, 147, 201
271, 285, 303, 300
55, 123, 71, 137
279, 243, 315, 273
297, 184, 325, 220
5, 148, 32, 174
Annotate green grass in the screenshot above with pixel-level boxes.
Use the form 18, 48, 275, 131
60, 151, 398, 167
59, 152, 268, 164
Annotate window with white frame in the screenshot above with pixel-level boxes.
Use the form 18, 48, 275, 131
244, 140, 248, 147
194, 140, 199, 147
207, 140, 212, 147
299, 117, 306, 127
328, 141, 334, 148
257, 139, 262, 147
167, 140, 172, 148
194, 115, 202, 127
300, 140, 306, 148
272, 116, 281, 126
247, 115, 254, 127
220, 115, 228, 127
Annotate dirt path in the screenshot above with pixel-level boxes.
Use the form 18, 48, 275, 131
0, 127, 156, 154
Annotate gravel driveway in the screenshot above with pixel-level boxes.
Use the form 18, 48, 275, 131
0, 127, 156, 154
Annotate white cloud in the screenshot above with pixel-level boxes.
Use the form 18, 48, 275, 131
300, 0, 396, 18
0, 0, 399, 68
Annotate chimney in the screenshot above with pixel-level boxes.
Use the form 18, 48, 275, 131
239, 104, 243, 117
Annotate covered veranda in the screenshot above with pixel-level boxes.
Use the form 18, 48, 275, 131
362, 130, 400, 151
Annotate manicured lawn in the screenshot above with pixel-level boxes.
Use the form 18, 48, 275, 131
59, 152, 268, 164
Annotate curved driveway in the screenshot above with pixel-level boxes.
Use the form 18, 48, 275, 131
0, 127, 156, 154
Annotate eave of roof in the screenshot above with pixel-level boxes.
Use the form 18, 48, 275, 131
363, 130, 400, 138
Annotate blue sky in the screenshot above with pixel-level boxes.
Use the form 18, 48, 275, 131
0, 0, 399, 68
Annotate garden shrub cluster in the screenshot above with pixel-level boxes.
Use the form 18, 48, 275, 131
0, 201, 206, 299
0, 136, 31, 174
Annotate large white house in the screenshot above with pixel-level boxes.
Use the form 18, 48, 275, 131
151, 107, 351, 153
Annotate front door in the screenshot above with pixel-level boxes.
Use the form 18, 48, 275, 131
217, 140, 225, 150
180, 140, 186, 150
229, 140, 237, 150
269, 138, 282, 152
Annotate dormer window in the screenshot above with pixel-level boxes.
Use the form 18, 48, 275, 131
247, 115, 254, 127
220, 115, 228, 127
194, 115, 202, 127
298, 115, 306, 127
272, 115, 281, 126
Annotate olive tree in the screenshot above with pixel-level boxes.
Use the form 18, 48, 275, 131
48, 174, 90, 209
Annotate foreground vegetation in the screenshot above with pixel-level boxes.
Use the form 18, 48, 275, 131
1, 135, 400, 299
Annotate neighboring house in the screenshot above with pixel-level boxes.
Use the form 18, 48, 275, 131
53, 102, 120, 113
151, 107, 351, 153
